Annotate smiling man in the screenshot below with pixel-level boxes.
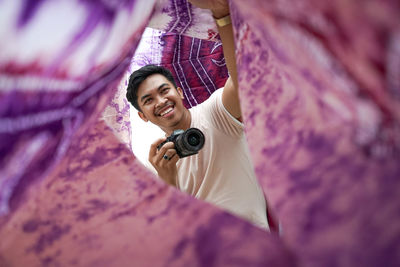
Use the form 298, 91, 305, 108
136, 70, 190, 135
126, 0, 269, 230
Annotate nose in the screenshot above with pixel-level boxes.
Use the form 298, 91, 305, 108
155, 96, 167, 108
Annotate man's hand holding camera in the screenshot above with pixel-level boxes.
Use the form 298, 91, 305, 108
149, 128, 204, 186
149, 138, 179, 187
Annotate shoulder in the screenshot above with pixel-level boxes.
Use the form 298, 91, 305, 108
192, 89, 244, 136
190, 89, 222, 117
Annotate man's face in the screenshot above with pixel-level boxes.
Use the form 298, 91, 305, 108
137, 74, 186, 131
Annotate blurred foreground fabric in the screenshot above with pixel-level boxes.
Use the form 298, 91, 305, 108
1, 0, 399, 266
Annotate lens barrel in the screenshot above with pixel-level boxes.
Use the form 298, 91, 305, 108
157, 128, 205, 158
175, 128, 205, 158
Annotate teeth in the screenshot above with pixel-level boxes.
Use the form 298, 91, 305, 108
160, 107, 173, 116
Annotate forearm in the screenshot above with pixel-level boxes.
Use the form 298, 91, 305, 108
188, 0, 241, 118
213, 10, 238, 90
158, 172, 177, 187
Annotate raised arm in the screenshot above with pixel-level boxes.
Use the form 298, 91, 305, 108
189, 0, 241, 120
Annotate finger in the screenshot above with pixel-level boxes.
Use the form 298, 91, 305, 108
160, 154, 178, 171
158, 141, 175, 156
149, 138, 167, 158
160, 148, 176, 165
169, 153, 179, 165
149, 138, 168, 168
162, 154, 170, 160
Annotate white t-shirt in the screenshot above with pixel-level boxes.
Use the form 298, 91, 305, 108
176, 89, 269, 230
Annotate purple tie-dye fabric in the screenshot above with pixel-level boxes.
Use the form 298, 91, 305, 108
1, 0, 400, 266
130, 29, 228, 108
148, 0, 219, 41
0, 0, 155, 216
0, 0, 294, 266
229, 1, 400, 266
160, 32, 228, 107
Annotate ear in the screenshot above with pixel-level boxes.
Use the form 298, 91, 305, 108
138, 111, 148, 122
177, 87, 184, 99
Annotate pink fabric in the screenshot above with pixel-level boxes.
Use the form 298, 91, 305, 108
1, 0, 399, 266
231, 1, 400, 266
1, 120, 291, 266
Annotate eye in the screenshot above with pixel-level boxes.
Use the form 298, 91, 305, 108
144, 98, 152, 105
161, 87, 169, 94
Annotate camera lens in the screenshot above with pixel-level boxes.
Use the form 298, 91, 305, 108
175, 127, 204, 158
187, 133, 200, 146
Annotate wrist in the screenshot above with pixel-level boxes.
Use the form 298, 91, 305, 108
211, 9, 229, 19
214, 13, 231, 27
160, 173, 177, 187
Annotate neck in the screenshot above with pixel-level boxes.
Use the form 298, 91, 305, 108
161, 108, 191, 136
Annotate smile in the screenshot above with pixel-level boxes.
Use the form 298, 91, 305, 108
156, 104, 174, 117
160, 107, 173, 116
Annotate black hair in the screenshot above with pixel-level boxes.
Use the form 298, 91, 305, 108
126, 64, 178, 111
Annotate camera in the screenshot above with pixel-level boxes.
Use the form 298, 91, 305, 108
157, 128, 205, 158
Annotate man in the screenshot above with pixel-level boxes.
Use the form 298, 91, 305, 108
126, 0, 269, 230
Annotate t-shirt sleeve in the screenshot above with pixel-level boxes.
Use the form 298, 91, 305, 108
201, 88, 244, 138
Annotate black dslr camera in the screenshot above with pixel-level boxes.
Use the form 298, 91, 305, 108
157, 128, 205, 158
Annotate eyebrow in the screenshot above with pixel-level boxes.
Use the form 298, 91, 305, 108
140, 83, 169, 103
